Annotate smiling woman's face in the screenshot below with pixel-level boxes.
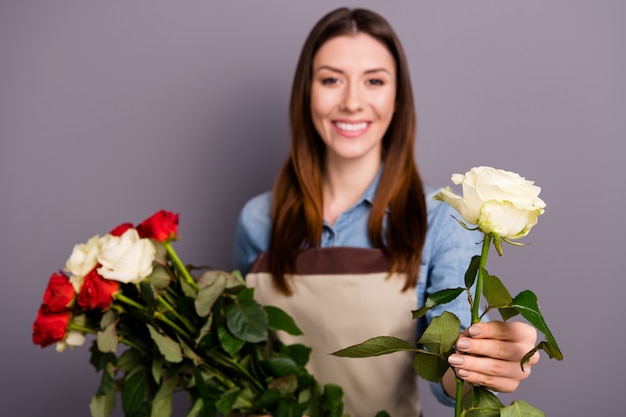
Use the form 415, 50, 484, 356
310, 32, 396, 167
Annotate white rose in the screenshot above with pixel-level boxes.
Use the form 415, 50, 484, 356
65, 234, 101, 292
97, 229, 155, 284
434, 166, 546, 239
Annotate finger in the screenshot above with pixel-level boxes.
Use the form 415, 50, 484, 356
467, 321, 537, 344
448, 353, 536, 393
455, 334, 539, 362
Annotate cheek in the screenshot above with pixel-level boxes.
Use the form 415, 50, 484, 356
372, 92, 396, 120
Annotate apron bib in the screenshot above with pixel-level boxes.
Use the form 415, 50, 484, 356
246, 247, 421, 417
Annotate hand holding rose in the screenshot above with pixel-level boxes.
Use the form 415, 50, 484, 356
447, 321, 540, 394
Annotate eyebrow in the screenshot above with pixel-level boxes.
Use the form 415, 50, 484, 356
314, 65, 392, 75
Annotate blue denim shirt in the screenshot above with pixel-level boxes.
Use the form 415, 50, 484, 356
233, 171, 482, 407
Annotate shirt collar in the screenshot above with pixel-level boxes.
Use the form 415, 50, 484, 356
362, 164, 384, 205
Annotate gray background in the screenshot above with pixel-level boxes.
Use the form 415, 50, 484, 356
1, 1, 624, 416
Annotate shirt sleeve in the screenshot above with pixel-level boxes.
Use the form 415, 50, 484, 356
233, 192, 273, 277
420, 194, 483, 406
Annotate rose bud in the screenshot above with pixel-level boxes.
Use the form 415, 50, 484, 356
77, 268, 120, 310
136, 210, 179, 242
42, 271, 76, 313
32, 306, 72, 348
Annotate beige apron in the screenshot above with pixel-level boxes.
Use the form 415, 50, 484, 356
246, 247, 421, 417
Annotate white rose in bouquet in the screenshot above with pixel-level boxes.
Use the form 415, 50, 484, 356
97, 229, 155, 284
434, 166, 546, 240
65, 234, 101, 291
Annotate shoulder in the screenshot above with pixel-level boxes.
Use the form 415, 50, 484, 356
239, 191, 273, 225
235, 191, 273, 252
422, 184, 482, 256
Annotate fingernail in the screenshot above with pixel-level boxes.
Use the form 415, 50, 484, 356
469, 326, 482, 337
448, 355, 464, 366
457, 369, 470, 378
456, 339, 471, 350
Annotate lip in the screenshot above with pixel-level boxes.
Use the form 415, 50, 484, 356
332, 120, 371, 138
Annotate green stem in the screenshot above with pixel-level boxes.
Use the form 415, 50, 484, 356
455, 375, 464, 417
157, 296, 197, 334
164, 241, 199, 291
119, 336, 149, 355
154, 311, 192, 339
471, 234, 492, 324
114, 293, 148, 312
69, 323, 97, 334
210, 350, 264, 391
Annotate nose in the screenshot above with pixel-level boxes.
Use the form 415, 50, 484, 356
341, 82, 363, 112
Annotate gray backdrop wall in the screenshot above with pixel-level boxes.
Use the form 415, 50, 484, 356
2, 1, 624, 416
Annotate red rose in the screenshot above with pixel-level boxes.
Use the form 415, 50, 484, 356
109, 222, 134, 237
77, 268, 120, 310
32, 306, 71, 348
136, 210, 179, 242
42, 271, 76, 313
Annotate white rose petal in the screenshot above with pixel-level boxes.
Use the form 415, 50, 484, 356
65, 234, 100, 276
434, 166, 546, 239
97, 229, 155, 284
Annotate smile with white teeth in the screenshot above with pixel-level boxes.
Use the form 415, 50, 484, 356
334, 121, 368, 132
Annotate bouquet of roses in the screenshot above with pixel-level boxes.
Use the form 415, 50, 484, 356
333, 167, 563, 417
33, 210, 345, 417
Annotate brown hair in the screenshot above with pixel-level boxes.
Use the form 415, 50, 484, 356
268, 7, 427, 294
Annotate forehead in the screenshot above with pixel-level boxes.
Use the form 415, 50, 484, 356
313, 33, 395, 72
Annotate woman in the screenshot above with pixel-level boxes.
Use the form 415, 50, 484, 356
234, 7, 539, 417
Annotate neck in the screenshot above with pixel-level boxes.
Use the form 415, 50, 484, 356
322, 154, 381, 225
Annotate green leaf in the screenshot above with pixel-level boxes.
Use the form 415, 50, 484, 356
412, 288, 465, 319
265, 305, 303, 335
117, 348, 142, 372
282, 343, 311, 367
215, 388, 241, 416
275, 400, 305, 417
482, 269, 513, 308
320, 383, 344, 416
225, 299, 268, 343
180, 276, 197, 298
255, 388, 284, 409
96, 368, 115, 396
150, 377, 179, 417
140, 281, 158, 311
412, 350, 449, 382
331, 336, 413, 357
462, 386, 504, 417
89, 390, 116, 417
226, 269, 246, 288
100, 309, 118, 329
178, 336, 202, 365
185, 398, 203, 417
511, 290, 563, 360
236, 287, 255, 301
499, 306, 520, 322
151, 356, 163, 384
148, 265, 172, 290
97, 323, 118, 353
147, 324, 183, 363
417, 311, 460, 354
465, 255, 481, 288
122, 367, 148, 416
500, 400, 545, 417
89, 343, 117, 372
264, 356, 300, 377
268, 373, 298, 395
217, 325, 246, 356
195, 272, 227, 317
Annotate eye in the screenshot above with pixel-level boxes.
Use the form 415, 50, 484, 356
321, 77, 340, 85
366, 78, 385, 86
